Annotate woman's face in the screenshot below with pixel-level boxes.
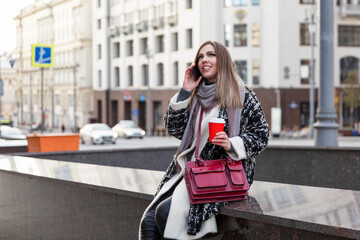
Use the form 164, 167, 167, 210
197, 44, 218, 82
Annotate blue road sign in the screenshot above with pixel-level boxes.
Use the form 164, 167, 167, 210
31, 44, 54, 67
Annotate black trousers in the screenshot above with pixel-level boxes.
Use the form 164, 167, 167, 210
140, 185, 176, 240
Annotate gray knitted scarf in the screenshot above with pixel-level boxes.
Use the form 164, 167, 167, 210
174, 79, 246, 168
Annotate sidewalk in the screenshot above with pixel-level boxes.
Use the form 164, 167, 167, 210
268, 136, 360, 148
15, 124, 359, 148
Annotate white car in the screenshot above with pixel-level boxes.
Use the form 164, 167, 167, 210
112, 120, 145, 139
0, 126, 27, 140
80, 123, 117, 145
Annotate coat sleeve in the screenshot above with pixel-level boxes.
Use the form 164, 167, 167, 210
240, 91, 269, 159
163, 94, 191, 140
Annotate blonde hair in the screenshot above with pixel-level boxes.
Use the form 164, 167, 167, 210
190, 41, 243, 108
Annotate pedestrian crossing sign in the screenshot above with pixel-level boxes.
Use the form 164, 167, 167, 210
31, 44, 54, 67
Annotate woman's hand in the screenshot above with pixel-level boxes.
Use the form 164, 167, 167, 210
211, 131, 231, 151
183, 64, 202, 92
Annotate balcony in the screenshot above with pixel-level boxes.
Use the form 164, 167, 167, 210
339, 3, 360, 18
167, 14, 177, 26
150, 18, 164, 30
121, 24, 134, 35
108, 26, 120, 38
136, 21, 148, 32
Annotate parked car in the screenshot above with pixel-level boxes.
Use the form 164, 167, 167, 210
112, 120, 145, 139
0, 126, 27, 140
79, 123, 117, 145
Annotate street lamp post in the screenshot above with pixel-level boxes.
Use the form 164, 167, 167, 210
73, 64, 77, 132
146, 49, 153, 137
41, 67, 44, 134
30, 74, 33, 130
314, 0, 339, 146
309, 0, 316, 139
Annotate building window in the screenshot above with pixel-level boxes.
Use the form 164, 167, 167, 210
114, 67, 120, 87
98, 70, 102, 87
154, 101, 163, 129
186, 29, 193, 48
233, 0, 248, 6
97, 19, 101, 29
172, 32, 178, 51
338, 25, 360, 47
173, 61, 179, 85
156, 35, 164, 53
98, 44, 102, 59
252, 0, 259, 5
140, 38, 148, 55
340, 57, 359, 84
224, 24, 231, 47
300, 0, 316, 4
157, 63, 164, 86
186, 0, 192, 9
142, 64, 149, 86
300, 59, 310, 84
24, 94, 29, 105
252, 23, 260, 46
128, 66, 133, 86
113, 42, 120, 58
55, 95, 61, 105
234, 24, 247, 46
300, 23, 311, 46
234, 60, 247, 83
68, 94, 73, 107
127, 40, 133, 56
252, 59, 260, 85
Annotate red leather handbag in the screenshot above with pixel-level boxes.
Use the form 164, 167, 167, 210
184, 109, 249, 204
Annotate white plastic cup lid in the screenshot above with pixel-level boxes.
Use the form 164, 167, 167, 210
209, 118, 225, 124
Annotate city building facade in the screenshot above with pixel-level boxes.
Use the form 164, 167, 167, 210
14, 0, 93, 131
0, 59, 17, 122
11, 0, 359, 133
93, 0, 360, 134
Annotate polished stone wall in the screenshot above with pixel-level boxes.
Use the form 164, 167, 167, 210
0, 171, 151, 239
0, 155, 163, 239
0, 155, 359, 239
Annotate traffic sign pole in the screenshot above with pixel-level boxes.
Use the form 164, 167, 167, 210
41, 68, 44, 134
32, 44, 54, 133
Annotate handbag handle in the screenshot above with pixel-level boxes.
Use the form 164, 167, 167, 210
194, 108, 204, 162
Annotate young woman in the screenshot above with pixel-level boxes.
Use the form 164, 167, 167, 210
140, 41, 269, 239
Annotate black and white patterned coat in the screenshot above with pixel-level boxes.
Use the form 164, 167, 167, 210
150, 89, 269, 238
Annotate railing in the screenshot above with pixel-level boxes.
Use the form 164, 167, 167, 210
340, 4, 360, 18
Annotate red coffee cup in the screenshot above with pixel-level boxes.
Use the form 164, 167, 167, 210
208, 118, 225, 142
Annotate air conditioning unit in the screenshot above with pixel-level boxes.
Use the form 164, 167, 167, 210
167, 14, 177, 26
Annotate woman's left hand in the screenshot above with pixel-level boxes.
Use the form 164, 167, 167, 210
211, 131, 231, 151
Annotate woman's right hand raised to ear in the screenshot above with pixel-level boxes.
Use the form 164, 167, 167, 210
183, 64, 202, 92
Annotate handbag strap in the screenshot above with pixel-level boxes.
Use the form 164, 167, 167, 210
195, 108, 204, 160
